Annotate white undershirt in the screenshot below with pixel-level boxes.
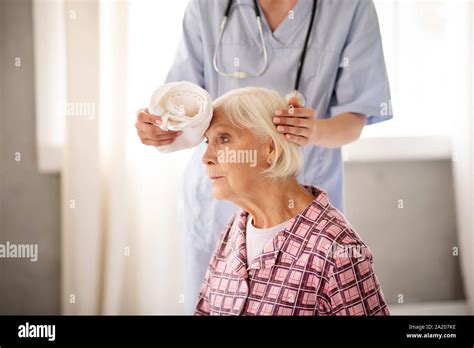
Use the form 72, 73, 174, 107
246, 215, 291, 265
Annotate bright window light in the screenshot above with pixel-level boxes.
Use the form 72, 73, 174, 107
364, 0, 471, 138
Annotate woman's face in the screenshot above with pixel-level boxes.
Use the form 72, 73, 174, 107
202, 108, 273, 201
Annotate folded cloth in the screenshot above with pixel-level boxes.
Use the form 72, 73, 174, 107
149, 81, 213, 153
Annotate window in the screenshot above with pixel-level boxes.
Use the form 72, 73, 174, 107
362, 0, 471, 139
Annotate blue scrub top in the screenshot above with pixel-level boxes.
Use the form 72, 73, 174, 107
163, 0, 393, 313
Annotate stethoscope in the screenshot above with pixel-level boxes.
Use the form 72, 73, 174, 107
213, 0, 318, 107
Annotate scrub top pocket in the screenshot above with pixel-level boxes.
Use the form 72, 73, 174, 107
299, 45, 341, 116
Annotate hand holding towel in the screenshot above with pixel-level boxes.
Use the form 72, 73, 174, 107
149, 81, 213, 153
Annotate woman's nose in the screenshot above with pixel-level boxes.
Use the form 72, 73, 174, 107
202, 144, 217, 166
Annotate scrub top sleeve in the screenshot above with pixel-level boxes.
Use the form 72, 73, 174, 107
329, 0, 393, 126
164, 0, 204, 87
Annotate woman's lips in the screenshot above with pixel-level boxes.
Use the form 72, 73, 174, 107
210, 176, 224, 182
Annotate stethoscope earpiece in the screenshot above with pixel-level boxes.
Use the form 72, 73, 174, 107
231, 71, 247, 79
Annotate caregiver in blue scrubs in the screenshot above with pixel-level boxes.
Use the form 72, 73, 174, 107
135, 0, 393, 313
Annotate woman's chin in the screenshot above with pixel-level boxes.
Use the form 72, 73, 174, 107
211, 189, 228, 200
211, 184, 230, 200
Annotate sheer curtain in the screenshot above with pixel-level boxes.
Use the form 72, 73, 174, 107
451, 1, 474, 314
34, 0, 189, 314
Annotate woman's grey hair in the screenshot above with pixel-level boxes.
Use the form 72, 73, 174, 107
213, 87, 303, 179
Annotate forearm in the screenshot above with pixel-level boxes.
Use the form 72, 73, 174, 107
313, 112, 367, 148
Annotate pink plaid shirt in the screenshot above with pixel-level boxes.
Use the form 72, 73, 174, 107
194, 185, 390, 316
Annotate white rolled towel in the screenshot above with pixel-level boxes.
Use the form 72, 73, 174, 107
149, 81, 213, 153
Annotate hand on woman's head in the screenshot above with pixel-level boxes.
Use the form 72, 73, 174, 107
202, 87, 303, 202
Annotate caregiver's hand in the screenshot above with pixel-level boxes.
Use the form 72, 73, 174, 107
273, 97, 321, 146
135, 108, 182, 147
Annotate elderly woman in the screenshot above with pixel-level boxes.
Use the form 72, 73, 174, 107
195, 87, 390, 316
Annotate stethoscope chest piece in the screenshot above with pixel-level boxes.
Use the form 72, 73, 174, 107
285, 90, 306, 107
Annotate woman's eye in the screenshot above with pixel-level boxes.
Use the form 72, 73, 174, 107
204, 134, 229, 145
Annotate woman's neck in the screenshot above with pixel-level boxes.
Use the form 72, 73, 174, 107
258, 0, 298, 32
235, 177, 315, 228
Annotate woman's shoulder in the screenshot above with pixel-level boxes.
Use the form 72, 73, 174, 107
210, 208, 247, 256
302, 185, 373, 260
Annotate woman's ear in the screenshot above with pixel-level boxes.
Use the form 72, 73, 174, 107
266, 137, 281, 164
